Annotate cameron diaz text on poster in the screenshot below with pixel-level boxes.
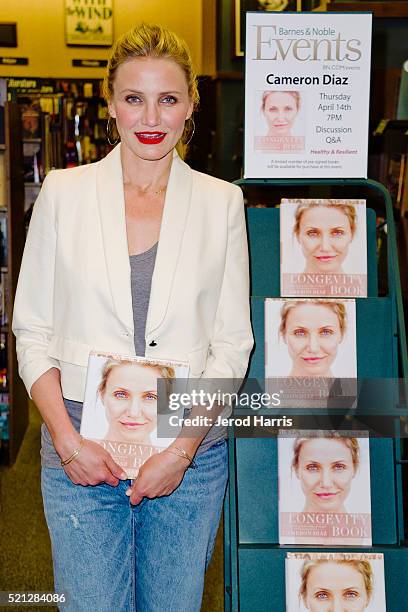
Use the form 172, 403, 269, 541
244, 12, 372, 178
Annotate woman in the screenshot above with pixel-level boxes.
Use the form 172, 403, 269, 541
292, 435, 359, 513
279, 300, 346, 377
299, 557, 374, 611
262, 90, 300, 137
293, 201, 356, 274
12, 23, 253, 612
98, 359, 174, 445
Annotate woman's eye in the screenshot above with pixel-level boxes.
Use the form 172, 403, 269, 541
114, 390, 128, 399
332, 229, 345, 237
306, 230, 319, 237
344, 591, 359, 599
306, 464, 319, 471
125, 95, 142, 104
315, 591, 329, 600
293, 329, 306, 337
285, 106, 294, 112
144, 392, 158, 401
161, 95, 177, 104
333, 463, 347, 470
269, 106, 278, 112
320, 328, 334, 336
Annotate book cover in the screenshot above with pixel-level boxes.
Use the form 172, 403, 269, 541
265, 298, 357, 407
280, 199, 367, 298
80, 351, 189, 478
279, 431, 371, 546
285, 552, 386, 611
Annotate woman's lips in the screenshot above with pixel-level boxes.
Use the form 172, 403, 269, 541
315, 492, 338, 499
302, 357, 325, 363
315, 255, 337, 262
119, 421, 147, 429
135, 132, 166, 144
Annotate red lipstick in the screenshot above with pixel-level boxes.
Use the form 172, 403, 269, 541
135, 131, 166, 144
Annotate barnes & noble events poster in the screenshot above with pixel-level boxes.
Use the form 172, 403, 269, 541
244, 12, 372, 178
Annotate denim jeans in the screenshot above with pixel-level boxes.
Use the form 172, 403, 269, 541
41, 440, 228, 612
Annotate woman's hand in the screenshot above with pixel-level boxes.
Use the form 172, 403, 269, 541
60, 438, 127, 487
127, 451, 190, 505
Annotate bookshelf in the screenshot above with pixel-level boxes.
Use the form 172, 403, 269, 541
0, 98, 27, 465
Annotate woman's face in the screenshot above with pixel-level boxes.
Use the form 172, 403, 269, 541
304, 562, 369, 611
102, 363, 161, 443
296, 438, 355, 512
263, 91, 298, 136
108, 57, 193, 162
284, 303, 343, 377
297, 206, 353, 273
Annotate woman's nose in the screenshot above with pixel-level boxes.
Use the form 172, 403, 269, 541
307, 333, 320, 353
332, 597, 343, 612
142, 103, 160, 127
127, 399, 143, 417
320, 232, 331, 251
320, 468, 333, 488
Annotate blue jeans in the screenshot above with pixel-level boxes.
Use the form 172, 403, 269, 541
41, 440, 228, 612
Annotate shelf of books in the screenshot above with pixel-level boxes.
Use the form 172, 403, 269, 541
0, 94, 28, 465
224, 178, 408, 611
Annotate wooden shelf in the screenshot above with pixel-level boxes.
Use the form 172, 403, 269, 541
327, 1, 408, 17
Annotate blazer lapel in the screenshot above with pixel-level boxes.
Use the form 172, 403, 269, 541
96, 144, 134, 333
146, 151, 193, 336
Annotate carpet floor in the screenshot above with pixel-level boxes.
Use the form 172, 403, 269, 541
0, 402, 224, 611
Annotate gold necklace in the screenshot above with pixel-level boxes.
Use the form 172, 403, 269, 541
153, 186, 167, 196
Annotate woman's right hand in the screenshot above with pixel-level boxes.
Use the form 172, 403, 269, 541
58, 437, 127, 487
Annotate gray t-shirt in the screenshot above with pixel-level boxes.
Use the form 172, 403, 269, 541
41, 243, 226, 468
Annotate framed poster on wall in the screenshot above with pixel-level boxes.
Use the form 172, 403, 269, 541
65, 0, 113, 46
234, 1, 301, 57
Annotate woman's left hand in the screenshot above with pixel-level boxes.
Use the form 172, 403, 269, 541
126, 450, 190, 505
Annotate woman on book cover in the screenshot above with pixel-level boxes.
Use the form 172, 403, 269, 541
262, 90, 300, 137
299, 557, 374, 611
294, 201, 356, 275
280, 300, 346, 377
292, 436, 359, 514
13, 23, 253, 612
99, 359, 174, 445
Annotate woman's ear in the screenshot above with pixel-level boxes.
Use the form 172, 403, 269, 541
186, 100, 194, 121
108, 101, 116, 119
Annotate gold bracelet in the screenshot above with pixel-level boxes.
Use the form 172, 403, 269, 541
165, 446, 197, 469
60, 436, 85, 467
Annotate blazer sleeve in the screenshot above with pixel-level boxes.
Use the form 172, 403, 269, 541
202, 185, 253, 381
12, 172, 60, 398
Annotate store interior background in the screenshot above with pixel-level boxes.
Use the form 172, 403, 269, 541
0, 1, 407, 609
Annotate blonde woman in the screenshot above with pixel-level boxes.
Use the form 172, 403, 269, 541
13, 23, 253, 611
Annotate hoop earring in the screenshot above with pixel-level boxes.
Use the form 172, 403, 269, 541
184, 116, 195, 146
106, 116, 120, 146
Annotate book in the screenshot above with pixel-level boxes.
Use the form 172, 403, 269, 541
285, 552, 386, 611
80, 351, 189, 478
265, 298, 357, 407
278, 431, 371, 546
280, 199, 367, 298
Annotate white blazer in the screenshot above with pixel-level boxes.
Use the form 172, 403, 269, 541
12, 144, 253, 401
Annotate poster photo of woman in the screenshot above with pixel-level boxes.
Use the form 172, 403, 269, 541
280, 199, 367, 297
254, 90, 306, 153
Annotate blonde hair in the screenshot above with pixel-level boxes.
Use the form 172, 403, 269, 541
292, 435, 360, 472
261, 90, 301, 112
299, 558, 373, 604
102, 23, 199, 159
279, 300, 347, 339
293, 200, 357, 237
98, 359, 175, 398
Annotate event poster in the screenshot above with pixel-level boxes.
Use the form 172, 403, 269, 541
285, 552, 386, 611
280, 199, 367, 297
278, 431, 371, 546
80, 351, 189, 478
244, 12, 372, 178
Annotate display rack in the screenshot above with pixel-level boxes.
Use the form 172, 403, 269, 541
224, 178, 408, 611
